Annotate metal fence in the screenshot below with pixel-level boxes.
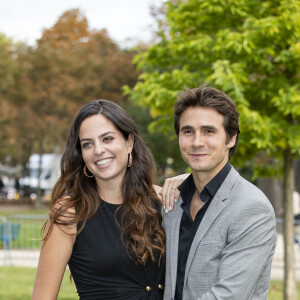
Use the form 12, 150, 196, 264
0, 215, 300, 273
0, 214, 47, 266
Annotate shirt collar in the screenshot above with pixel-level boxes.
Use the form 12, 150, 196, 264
204, 162, 231, 201
178, 162, 232, 204
178, 173, 195, 204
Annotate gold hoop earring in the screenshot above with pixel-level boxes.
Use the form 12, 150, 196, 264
128, 153, 132, 168
83, 165, 94, 178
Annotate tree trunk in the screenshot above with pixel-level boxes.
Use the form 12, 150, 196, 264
283, 149, 296, 300
35, 139, 43, 209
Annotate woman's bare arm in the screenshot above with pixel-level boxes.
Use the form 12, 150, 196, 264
32, 204, 76, 300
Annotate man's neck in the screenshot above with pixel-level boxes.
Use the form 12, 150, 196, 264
192, 161, 229, 194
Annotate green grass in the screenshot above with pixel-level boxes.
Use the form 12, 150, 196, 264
0, 208, 49, 218
0, 266, 299, 299
268, 280, 300, 299
0, 266, 78, 300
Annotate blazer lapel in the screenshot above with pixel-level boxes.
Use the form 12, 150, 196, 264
184, 194, 226, 283
170, 198, 183, 296
183, 168, 240, 283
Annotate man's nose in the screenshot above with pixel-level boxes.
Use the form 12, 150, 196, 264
193, 132, 204, 147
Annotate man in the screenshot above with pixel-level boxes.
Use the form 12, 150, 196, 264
162, 84, 277, 300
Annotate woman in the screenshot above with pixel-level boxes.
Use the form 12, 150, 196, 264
32, 100, 168, 300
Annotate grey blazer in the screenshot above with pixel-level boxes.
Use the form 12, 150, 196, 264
163, 167, 277, 300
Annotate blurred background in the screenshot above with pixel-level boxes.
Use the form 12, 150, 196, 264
0, 0, 299, 299
0, 0, 187, 206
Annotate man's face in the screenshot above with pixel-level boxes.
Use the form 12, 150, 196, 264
178, 106, 236, 180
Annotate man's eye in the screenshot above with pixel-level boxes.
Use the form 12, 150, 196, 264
204, 129, 214, 134
183, 130, 192, 134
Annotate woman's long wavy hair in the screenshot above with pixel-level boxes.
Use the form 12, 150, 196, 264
44, 100, 165, 264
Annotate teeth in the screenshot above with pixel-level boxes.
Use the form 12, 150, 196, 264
96, 158, 113, 166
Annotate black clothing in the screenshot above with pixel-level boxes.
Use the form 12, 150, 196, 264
175, 163, 232, 300
68, 199, 165, 300
0, 178, 4, 190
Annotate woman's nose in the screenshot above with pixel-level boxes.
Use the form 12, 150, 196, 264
94, 142, 105, 155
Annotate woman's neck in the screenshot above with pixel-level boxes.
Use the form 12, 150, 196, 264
97, 180, 123, 204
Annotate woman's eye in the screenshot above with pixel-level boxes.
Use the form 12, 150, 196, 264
103, 136, 113, 142
82, 142, 92, 149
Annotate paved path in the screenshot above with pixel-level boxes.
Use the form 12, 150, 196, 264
0, 250, 39, 267
270, 233, 300, 281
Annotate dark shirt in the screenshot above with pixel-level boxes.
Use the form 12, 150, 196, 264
69, 199, 165, 299
174, 163, 232, 300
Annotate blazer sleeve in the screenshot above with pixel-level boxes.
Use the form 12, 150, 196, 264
198, 198, 277, 300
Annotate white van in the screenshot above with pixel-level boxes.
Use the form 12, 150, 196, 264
20, 153, 62, 197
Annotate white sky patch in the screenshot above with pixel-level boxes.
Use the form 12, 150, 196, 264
0, 0, 164, 46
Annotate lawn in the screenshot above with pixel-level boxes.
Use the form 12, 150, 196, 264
0, 266, 299, 299
268, 281, 300, 299
0, 207, 49, 218
0, 266, 78, 300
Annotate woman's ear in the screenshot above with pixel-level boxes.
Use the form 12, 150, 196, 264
127, 134, 134, 152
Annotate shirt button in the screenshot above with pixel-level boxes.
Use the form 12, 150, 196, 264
145, 286, 151, 292
158, 283, 164, 290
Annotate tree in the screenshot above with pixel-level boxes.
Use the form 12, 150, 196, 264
0, 9, 140, 207
127, 1, 300, 298
0, 33, 16, 161
28, 9, 140, 207
119, 100, 187, 183
0, 33, 32, 165
37, 9, 138, 103
0, 9, 139, 162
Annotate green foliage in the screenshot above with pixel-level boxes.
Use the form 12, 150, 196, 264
128, 0, 300, 177
0, 34, 16, 93
0, 9, 139, 166
119, 99, 186, 179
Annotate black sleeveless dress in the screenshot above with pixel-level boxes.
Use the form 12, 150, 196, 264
68, 199, 165, 300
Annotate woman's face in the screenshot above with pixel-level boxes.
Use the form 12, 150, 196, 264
79, 114, 133, 187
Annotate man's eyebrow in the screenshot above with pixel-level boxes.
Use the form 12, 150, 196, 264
180, 125, 218, 131
180, 125, 193, 132
201, 125, 218, 131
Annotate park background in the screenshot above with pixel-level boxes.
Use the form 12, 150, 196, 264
0, 0, 300, 299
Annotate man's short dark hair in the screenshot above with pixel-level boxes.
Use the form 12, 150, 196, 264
174, 84, 240, 159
